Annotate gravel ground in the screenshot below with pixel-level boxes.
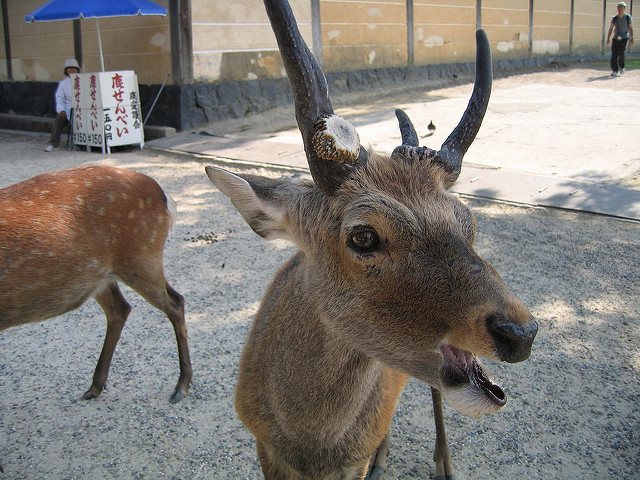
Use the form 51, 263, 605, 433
1, 63, 639, 480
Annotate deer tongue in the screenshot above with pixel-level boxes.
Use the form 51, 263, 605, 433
472, 358, 506, 405
441, 344, 506, 407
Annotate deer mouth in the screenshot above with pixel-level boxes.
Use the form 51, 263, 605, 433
440, 344, 506, 407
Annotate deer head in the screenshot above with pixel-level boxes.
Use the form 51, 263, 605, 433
206, 0, 537, 477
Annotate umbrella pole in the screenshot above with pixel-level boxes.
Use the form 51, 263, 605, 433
96, 18, 105, 71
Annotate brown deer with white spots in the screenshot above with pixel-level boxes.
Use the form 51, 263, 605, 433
205, 0, 538, 478
0, 166, 192, 403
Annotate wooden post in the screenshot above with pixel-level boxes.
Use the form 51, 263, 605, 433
529, 0, 534, 57
73, 19, 83, 68
406, 0, 414, 66
169, 0, 193, 84
311, 0, 323, 67
602, 0, 607, 55
1, 0, 12, 81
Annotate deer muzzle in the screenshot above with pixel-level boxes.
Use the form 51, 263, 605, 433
438, 313, 537, 416
486, 314, 538, 363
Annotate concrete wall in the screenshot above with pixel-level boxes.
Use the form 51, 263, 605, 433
3, 0, 634, 85
187, 0, 633, 78
2, 0, 75, 82
573, 0, 607, 54
1, 0, 171, 84
321, 0, 408, 70
191, 0, 312, 82
482, 0, 530, 59
532, 0, 571, 56
413, 0, 477, 65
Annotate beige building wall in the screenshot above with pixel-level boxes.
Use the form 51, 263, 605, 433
1, 0, 633, 85
531, 0, 571, 55
191, 0, 312, 81
413, 0, 477, 65
80, 13, 172, 83
573, 0, 604, 53
320, 0, 408, 71
3, 0, 75, 82
1, 0, 170, 84
482, 0, 530, 59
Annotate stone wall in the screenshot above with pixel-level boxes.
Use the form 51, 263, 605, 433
0, 52, 612, 131
148, 52, 615, 130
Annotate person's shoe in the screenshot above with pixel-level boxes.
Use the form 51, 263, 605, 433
621, 68, 626, 74
611, 71, 618, 77
44, 145, 57, 152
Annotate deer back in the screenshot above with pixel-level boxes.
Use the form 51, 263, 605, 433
0, 165, 174, 329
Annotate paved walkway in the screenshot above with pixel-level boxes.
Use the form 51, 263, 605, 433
147, 66, 640, 220
148, 132, 639, 220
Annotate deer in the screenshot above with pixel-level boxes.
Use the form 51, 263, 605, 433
0, 165, 192, 404
204, 0, 538, 478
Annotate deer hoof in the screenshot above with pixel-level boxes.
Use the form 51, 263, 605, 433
81, 388, 101, 400
83, 380, 106, 400
169, 389, 188, 404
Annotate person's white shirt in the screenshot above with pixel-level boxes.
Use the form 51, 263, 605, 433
55, 76, 72, 118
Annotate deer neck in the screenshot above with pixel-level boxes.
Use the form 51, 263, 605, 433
281, 255, 391, 416
237, 252, 407, 447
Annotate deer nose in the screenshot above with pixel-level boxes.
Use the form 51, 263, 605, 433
486, 314, 538, 363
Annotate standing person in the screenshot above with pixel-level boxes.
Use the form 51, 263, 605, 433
606, 2, 634, 77
45, 58, 81, 152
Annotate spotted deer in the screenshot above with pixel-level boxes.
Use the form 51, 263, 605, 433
0, 166, 192, 403
205, 0, 538, 478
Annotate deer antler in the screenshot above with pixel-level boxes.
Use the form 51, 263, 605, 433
264, 0, 368, 195
394, 29, 493, 188
395, 108, 420, 147
437, 29, 492, 186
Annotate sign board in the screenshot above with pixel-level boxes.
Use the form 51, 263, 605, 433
71, 71, 144, 153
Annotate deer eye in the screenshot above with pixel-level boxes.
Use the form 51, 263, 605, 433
349, 228, 380, 252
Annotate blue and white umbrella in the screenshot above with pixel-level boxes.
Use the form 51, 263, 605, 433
26, 0, 167, 71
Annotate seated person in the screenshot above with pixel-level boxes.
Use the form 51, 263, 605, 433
45, 58, 81, 152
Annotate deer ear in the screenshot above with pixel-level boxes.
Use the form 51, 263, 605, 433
205, 166, 294, 240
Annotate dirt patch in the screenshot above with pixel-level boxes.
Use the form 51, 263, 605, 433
0, 63, 639, 479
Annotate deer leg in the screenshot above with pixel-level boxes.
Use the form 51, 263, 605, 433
163, 283, 192, 404
256, 440, 291, 480
121, 263, 192, 403
431, 387, 455, 480
256, 441, 273, 479
366, 435, 390, 480
84, 282, 131, 400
